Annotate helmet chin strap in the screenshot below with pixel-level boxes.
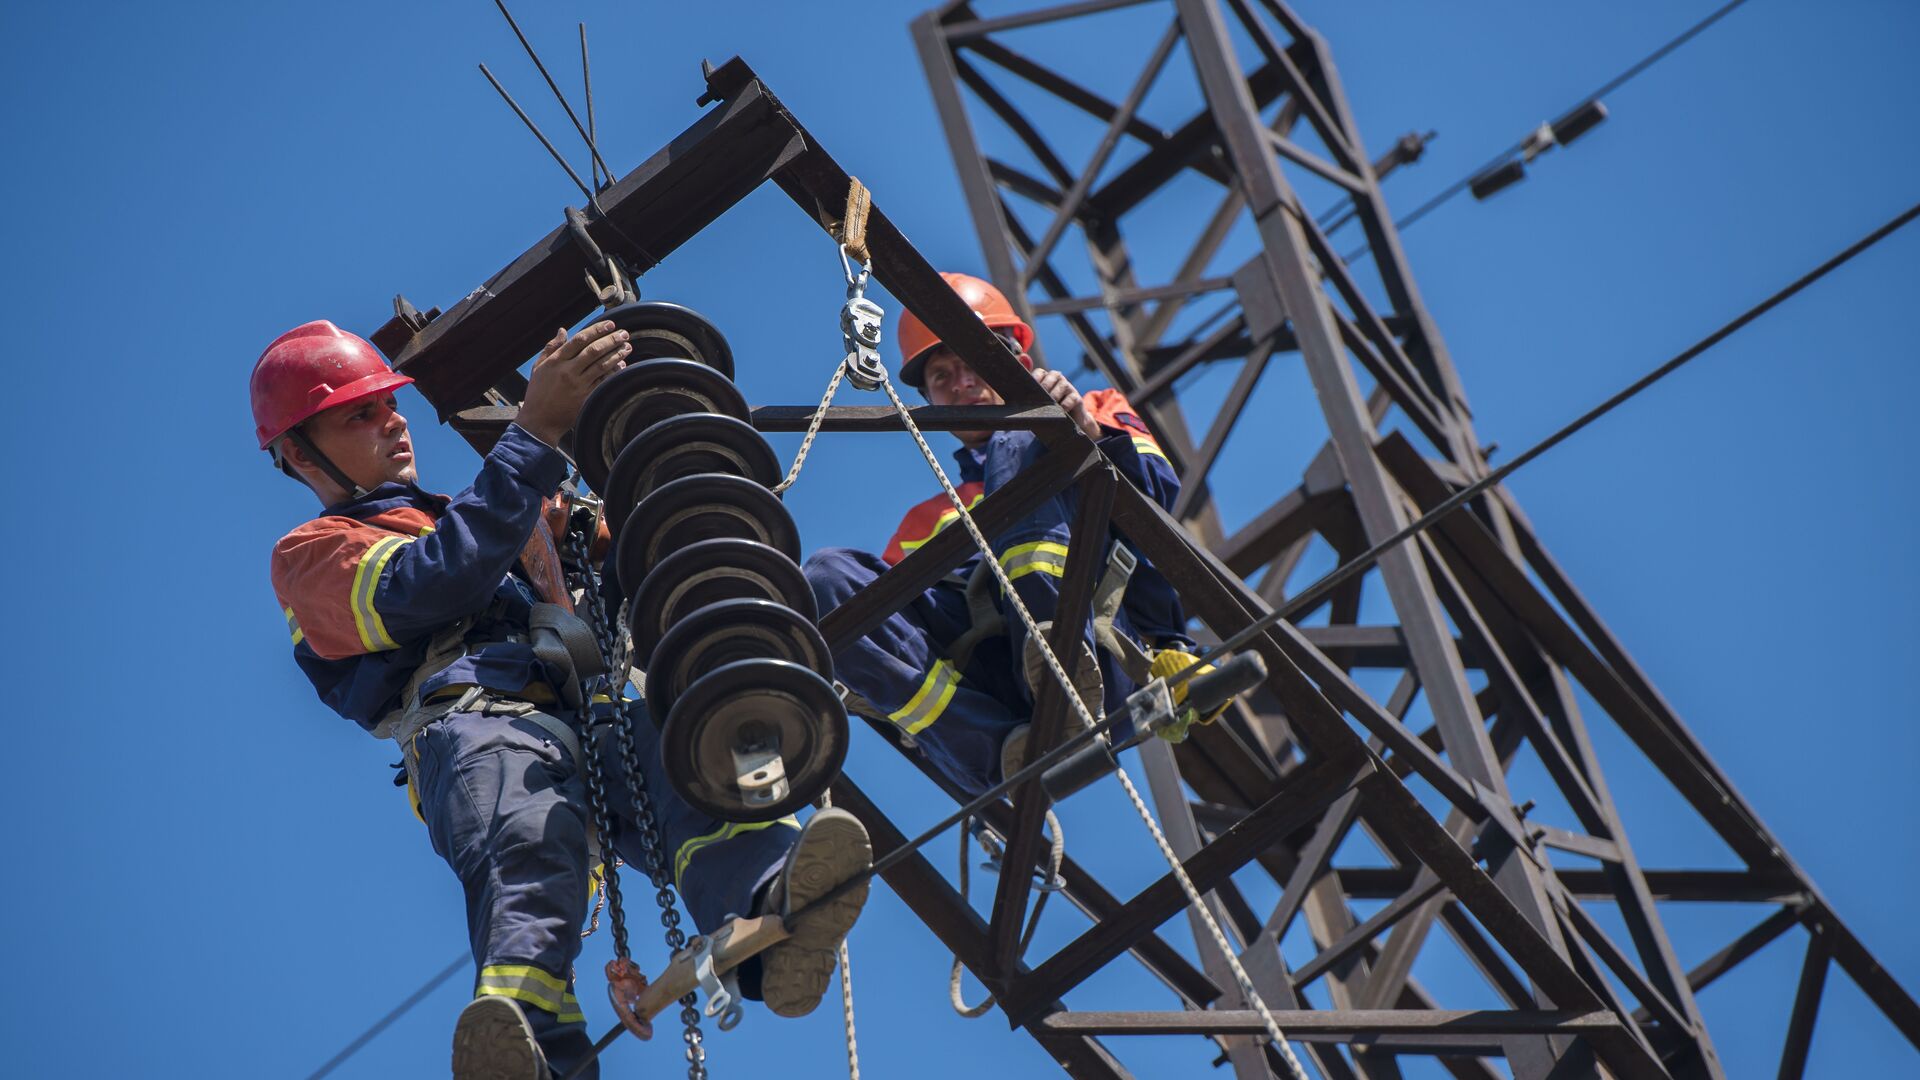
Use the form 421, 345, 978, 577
280, 428, 370, 501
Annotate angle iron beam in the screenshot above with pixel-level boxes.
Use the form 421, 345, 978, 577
1003, 750, 1371, 1025
913, 11, 1029, 290
962, 37, 1172, 152
819, 442, 1093, 651
942, 0, 1158, 42
1039, 1008, 1623, 1038
1137, 737, 1281, 1079
991, 467, 1119, 976
1776, 932, 1833, 1080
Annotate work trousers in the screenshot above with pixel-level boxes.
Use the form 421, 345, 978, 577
807, 432, 1142, 796
410, 698, 798, 1078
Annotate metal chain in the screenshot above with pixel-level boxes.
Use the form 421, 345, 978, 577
875, 375, 1311, 1080
770, 362, 846, 494
563, 516, 708, 1079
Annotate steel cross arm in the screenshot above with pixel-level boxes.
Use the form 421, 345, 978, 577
446, 402, 1078, 441
750, 403, 1075, 432
388, 72, 804, 422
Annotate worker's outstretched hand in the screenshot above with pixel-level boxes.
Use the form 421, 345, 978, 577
1034, 368, 1101, 440
518, 321, 632, 447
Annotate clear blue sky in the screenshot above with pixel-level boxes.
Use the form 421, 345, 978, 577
3, 1, 1915, 1077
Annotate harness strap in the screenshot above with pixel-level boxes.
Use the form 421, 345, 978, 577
943, 559, 1008, 675
943, 541, 1152, 681
529, 602, 608, 707
371, 616, 477, 740
1089, 544, 1153, 684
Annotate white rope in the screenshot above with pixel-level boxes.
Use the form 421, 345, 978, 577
877, 375, 1311, 1080
836, 939, 860, 1080
817, 789, 862, 1080
948, 810, 1066, 1018
771, 363, 847, 494
949, 823, 996, 1018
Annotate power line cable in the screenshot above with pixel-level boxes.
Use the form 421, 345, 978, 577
1179, 197, 1920, 683
303, 952, 468, 1080
1323, 0, 1754, 250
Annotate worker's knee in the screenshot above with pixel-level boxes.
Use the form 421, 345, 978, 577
804, 546, 886, 609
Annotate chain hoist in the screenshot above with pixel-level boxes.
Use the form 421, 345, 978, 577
563, 496, 710, 1080
838, 244, 885, 392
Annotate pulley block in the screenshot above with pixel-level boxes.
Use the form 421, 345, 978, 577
615, 473, 800, 588
661, 657, 850, 822
601, 300, 736, 381
644, 597, 833, 718
603, 413, 780, 534
573, 359, 749, 494
624, 538, 816, 667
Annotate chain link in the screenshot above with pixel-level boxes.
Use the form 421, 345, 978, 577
563, 512, 708, 1080
874, 376, 1311, 1080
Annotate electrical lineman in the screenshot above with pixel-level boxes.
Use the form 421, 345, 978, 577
254, 319, 871, 1080
806, 273, 1229, 798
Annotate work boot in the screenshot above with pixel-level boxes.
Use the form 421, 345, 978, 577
1021, 621, 1104, 725
757, 807, 873, 1017
1000, 723, 1031, 786
452, 995, 550, 1080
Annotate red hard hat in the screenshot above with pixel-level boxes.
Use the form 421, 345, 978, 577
897, 272, 1034, 389
250, 320, 413, 449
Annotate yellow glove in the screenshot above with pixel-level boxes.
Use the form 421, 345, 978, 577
1149, 648, 1233, 741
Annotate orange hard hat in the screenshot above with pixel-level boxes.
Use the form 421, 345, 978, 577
250, 320, 411, 449
896, 272, 1034, 389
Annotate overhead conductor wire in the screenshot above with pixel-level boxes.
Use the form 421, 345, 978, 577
1325, 0, 1756, 253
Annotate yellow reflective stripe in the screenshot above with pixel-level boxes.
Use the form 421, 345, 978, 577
1131, 434, 1168, 461
482, 964, 568, 993
888, 659, 961, 735
475, 984, 584, 1023
897, 493, 984, 554
999, 540, 1070, 582
350, 535, 411, 652
282, 606, 304, 646
674, 817, 801, 890
476, 964, 579, 1018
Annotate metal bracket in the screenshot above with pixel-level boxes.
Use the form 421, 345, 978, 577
732, 734, 791, 809
566, 205, 638, 310
688, 935, 744, 1031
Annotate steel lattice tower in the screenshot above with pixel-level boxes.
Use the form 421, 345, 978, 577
371, 5, 1920, 1076
902, 1, 1920, 1076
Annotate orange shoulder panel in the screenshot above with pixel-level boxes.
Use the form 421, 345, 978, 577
883, 481, 986, 565
271, 510, 434, 661
1084, 388, 1152, 438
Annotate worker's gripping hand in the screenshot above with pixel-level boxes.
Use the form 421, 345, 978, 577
517, 321, 633, 447
1034, 368, 1101, 440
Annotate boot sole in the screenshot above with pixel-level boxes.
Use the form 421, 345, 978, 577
452, 995, 548, 1080
762, 809, 872, 1018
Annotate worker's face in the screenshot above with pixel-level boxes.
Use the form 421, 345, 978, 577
921, 347, 1006, 448
296, 393, 417, 494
